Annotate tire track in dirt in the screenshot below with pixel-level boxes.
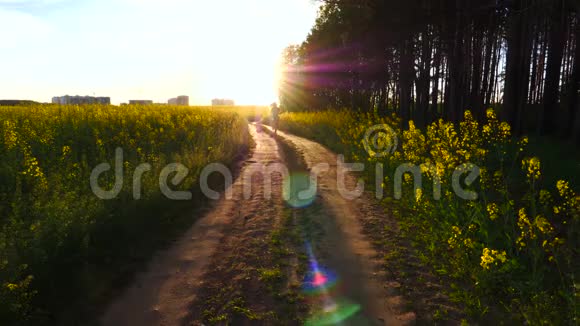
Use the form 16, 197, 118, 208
101, 124, 284, 326
182, 123, 306, 325
267, 125, 417, 325
102, 123, 418, 325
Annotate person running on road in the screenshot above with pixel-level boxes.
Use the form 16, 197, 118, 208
271, 102, 281, 135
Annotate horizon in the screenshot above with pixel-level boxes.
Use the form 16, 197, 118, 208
0, 95, 270, 106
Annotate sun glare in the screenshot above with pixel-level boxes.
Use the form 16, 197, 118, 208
199, 40, 283, 106
0, 0, 318, 104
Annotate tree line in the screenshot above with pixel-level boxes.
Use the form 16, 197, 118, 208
279, 0, 580, 141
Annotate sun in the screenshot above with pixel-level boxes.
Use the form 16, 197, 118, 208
201, 55, 279, 106
192, 26, 284, 106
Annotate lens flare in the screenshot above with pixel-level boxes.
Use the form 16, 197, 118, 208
283, 172, 316, 208
302, 243, 361, 325
313, 272, 327, 287
305, 298, 361, 326
303, 266, 338, 295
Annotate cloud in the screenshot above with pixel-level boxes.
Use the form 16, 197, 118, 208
0, 0, 70, 12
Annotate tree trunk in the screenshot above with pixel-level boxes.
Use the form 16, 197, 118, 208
431, 35, 441, 122
482, 27, 494, 113
471, 26, 484, 120
399, 40, 414, 127
541, 0, 566, 135
504, 0, 532, 135
568, 17, 580, 141
447, 0, 465, 124
486, 35, 500, 106
417, 29, 431, 128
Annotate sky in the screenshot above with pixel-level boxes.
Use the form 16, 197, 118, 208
0, 0, 319, 105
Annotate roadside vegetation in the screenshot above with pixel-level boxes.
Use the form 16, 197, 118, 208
276, 109, 580, 324
0, 104, 250, 324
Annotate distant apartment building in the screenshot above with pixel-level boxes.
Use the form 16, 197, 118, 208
52, 95, 111, 105
128, 100, 153, 105
211, 98, 235, 106
168, 95, 189, 106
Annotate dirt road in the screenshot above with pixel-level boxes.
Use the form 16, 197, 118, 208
101, 123, 415, 325
267, 126, 416, 326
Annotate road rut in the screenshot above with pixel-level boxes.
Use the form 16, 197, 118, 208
102, 123, 415, 325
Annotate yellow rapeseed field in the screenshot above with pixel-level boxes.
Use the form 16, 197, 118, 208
277, 109, 579, 324
0, 104, 250, 322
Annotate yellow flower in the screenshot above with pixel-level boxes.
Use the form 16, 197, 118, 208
539, 190, 551, 205
487, 203, 499, 220
553, 180, 577, 214
556, 180, 569, 196
447, 237, 456, 247
480, 248, 508, 270
522, 157, 541, 181
480, 248, 494, 270
534, 216, 553, 235
3, 121, 19, 149
499, 122, 511, 139
415, 188, 423, 203
463, 238, 474, 248
518, 136, 529, 152
495, 250, 507, 263
447, 226, 462, 248
5, 283, 18, 291
517, 208, 535, 248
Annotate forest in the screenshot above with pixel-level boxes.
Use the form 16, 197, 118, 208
280, 0, 580, 140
